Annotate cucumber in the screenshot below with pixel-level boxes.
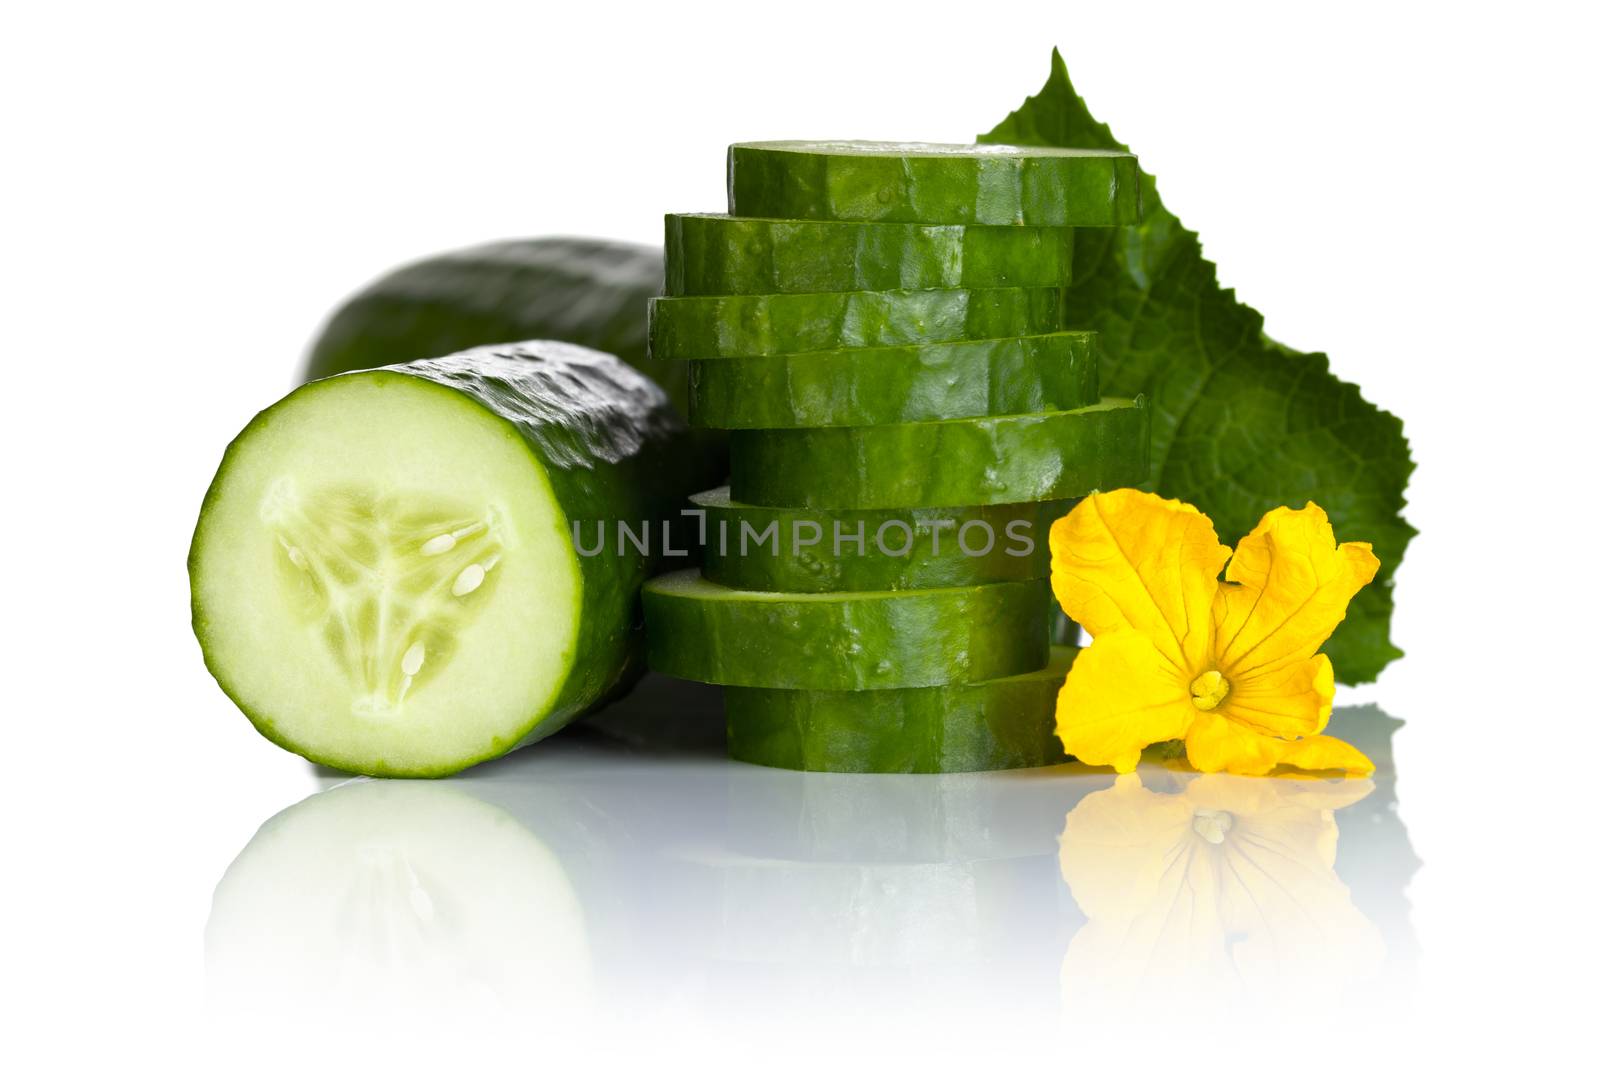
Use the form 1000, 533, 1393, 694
691, 487, 1075, 593
299, 237, 687, 410
686, 331, 1098, 429
648, 286, 1065, 361
724, 646, 1077, 773
729, 397, 1150, 509
664, 213, 1073, 295
190, 341, 715, 777
727, 140, 1140, 227
641, 570, 1049, 690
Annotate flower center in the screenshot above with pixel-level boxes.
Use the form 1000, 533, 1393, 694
1191, 809, 1234, 845
1189, 669, 1230, 711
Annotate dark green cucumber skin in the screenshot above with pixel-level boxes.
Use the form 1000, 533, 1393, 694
729, 397, 1150, 509
388, 345, 721, 748
664, 213, 1072, 295
300, 237, 728, 480
648, 287, 1065, 361
641, 570, 1050, 690
190, 342, 719, 777
687, 332, 1099, 429
692, 487, 1077, 593
724, 646, 1078, 773
727, 142, 1140, 227
300, 237, 689, 409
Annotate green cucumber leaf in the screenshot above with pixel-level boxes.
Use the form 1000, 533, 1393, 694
984, 50, 1414, 683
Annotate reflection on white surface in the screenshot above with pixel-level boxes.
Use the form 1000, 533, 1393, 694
1058, 771, 1387, 1026
206, 781, 594, 1027
206, 675, 1417, 1039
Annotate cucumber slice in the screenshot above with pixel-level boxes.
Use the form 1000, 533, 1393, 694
724, 646, 1077, 773
727, 140, 1140, 227
641, 570, 1049, 690
692, 487, 1076, 593
686, 331, 1098, 429
190, 342, 713, 777
729, 397, 1150, 509
648, 286, 1065, 361
664, 213, 1072, 295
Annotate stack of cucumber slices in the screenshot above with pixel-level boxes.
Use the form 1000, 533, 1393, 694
642, 141, 1152, 774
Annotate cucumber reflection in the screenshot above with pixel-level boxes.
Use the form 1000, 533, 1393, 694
205, 781, 595, 1026
206, 681, 1414, 1031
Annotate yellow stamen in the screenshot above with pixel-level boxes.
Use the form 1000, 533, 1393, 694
1189, 669, 1230, 712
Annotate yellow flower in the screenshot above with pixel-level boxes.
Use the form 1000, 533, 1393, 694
1049, 489, 1379, 775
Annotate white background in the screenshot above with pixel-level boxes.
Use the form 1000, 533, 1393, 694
3, 1, 1596, 1062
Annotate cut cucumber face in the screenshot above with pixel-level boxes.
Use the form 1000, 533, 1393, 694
729, 397, 1150, 509
686, 331, 1099, 429
664, 213, 1073, 295
727, 141, 1140, 227
648, 287, 1065, 361
190, 342, 711, 777
692, 487, 1076, 593
725, 646, 1077, 773
641, 570, 1050, 690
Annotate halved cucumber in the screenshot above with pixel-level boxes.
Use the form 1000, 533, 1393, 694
648, 286, 1065, 361
664, 213, 1072, 295
190, 341, 713, 777
641, 570, 1049, 690
729, 397, 1150, 509
686, 332, 1099, 429
691, 487, 1076, 593
724, 646, 1078, 773
727, 140, 1140, 227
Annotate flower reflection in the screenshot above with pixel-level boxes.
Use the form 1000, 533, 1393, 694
1058, 771, 1385, 1017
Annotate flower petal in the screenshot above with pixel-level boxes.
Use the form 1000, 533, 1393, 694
1222, 653, 1334, 740
1049, 489, 1232, 674
1185, 700, 1374, 778
1056, 630, 1194, 773
1211, 503, 1379, 682
1184, 711, 1284, 775
1270, 734, 1375, 777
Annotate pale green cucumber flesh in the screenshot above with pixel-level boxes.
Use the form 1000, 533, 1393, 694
686, 332, 1099, 429
724, 646, 1078, 773
648, 287, 1066, 360
190, 342, 706, 777
641, 570, 1050, 690
692, 487, 1077, 593
664, 213, 1073, 295
728, 397, 1151, 509
727, 140, 1140, 227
